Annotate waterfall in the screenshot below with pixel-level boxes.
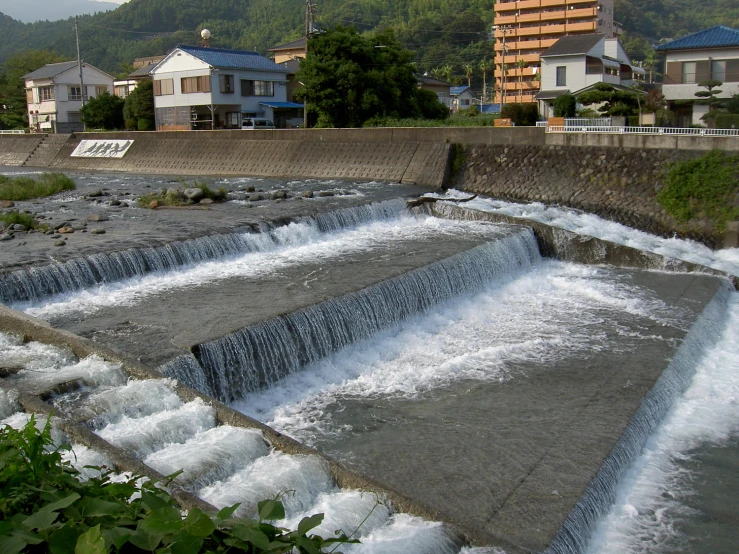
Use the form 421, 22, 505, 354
545, 281, 733, 554
164, 229, 542, 402
0, 199, 407, 305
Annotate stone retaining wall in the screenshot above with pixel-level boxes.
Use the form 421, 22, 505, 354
0, 135, 44, 166
456, 144, 724, 246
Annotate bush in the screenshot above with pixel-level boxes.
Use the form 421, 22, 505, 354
500, 103, 539, 126
0, 211, 36, 230
657, 149, 739, 230
0, 416, 357, 553
81, 92, 125, 130
124, 81, 156, 132
415, 88, 450, 120
138, 180, 229, 208
714, 113, 739, 129
553, 94, 577, 117
0, 173, 75, 201
363, 113, 499, 127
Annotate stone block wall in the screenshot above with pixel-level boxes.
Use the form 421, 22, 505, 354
0, 135, 44, 166
457, 144, 720, 245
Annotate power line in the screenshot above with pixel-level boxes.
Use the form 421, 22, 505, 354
81, 22, 174, 36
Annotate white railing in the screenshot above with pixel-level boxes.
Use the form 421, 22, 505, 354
0, 129, 26, 134
546, 126, 739, 137
565, 117, 612, 127
536, 121, 548, 127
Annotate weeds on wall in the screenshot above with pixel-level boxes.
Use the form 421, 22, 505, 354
657, 149, 739, 231
0, 416, 358, 553
0, 173, 75, 201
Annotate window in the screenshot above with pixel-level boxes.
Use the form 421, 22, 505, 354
556, 66, 566, 87
181, 76, 211, 94
67, 112, 81, 123
461, 98, 470, 106
226, 112, 239, 127
68, 86, 84, 101
219, 74, 234, 93
153, 79, 174, 96
115, 85, 129, 98
26, 89, 34, 103
95, 86, 108, 97
240, 80, 274, 96
682, 61, 696, 84
711, 60, 726, 82
39, 86, 54, 101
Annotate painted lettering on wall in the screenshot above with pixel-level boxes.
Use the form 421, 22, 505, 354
71, 140, 134, 158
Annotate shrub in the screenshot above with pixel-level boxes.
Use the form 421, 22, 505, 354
81, 92, 125, 130
0, 211, 36, 230
553, 94, 577, 117
138, 180, 229, 208
415, 88, 450, 120
0, 416, 357, 553
657, 149, 739, 230
714, 113, 739, 129
0, 173, 75, 201
500, 103, 539, 126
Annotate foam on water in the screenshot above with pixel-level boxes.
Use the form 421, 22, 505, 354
234, 262, 681, 444
62, 445, 113, 481
144, 426, 269, 490
96, 398, 216, 457
0, 389, 19, 419
346, 513, 461, 554
584, 292, 739, 554
435, 191, 739, 277
0, 332, 76, 370
14, 355, 127, 389
198, 451, 334, 519
1, 411, 68, 445
283, 490, 392, 541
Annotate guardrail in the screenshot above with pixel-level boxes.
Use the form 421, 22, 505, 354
546, 126, 739, 137
0, 129, 26, 134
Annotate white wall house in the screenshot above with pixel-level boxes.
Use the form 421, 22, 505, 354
151, 45, 302, 131
535, 34, 644, 118
23, 61, 114, 133
656, 26, 739, 126
450, 86, 476, 112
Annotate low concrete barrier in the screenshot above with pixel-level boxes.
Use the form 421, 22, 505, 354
0, 134, 45, 166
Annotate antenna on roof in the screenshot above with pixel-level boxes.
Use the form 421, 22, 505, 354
200, 29, 212, 48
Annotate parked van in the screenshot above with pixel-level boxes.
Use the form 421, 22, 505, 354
241, 117, 275, 130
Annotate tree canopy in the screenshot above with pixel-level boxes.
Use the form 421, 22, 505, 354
0, 50, 63, 129
577, 83, 641, 117
297, 26, 447, 128
123, 80, 155, 130
80, 92, 125, 130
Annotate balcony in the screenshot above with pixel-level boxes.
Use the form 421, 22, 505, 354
517, 26, 542, 36
518, 12, 541, 23
541, 24, 565, 33
568, 7, 597, 18
495, 15, 518, 25
540, 9, 566, 22
567, 21, 597, 32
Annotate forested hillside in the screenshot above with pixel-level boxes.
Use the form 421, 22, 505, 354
0, 0, 737, 78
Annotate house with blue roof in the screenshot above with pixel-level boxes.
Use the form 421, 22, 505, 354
656, 25, 739, 126
450, 85, 476, 112
151, 45, 303, 131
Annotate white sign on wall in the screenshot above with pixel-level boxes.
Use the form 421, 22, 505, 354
71, 140, 134, 158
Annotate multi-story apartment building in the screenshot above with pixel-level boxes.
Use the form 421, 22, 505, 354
493, 0, 618, 104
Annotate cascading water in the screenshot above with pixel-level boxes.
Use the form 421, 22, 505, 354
0, 199, 408, 305
164, 229, 541, 402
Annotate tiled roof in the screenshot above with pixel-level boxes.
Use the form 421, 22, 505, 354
655, 25, 739, 51
450, 85, 470, 96
541, 34, 605, 57
128, 63, 158, 78
417, 74, 451, 87
259, 101, 304, 108
23, 61, 79, 80
268, 38, 306, 52
177, 45, 288, 73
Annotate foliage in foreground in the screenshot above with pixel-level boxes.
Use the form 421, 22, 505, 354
0, 173, 75, 201
0, 211, 37, 230
80, 93, 126, 131
0, 416, 356, 553
365, 111, 499, 128
657, 150, 739, 230
137, 180, 229, 208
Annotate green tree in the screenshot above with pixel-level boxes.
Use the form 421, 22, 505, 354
553, 94, 577, 117
726, 94, 739, 115
80, 92, 125, 130
462, 63, 474, 87
501, 103, 539, 126
694, 79, 724, 125
577, 82, 641, 116
478, 59, 489, 103
297, 26, 443, 128
123, 80, 155, 130
0, 50, 64, 129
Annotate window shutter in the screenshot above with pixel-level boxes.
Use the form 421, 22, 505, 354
241, 80, 253, 96
727, 59, 739, 82
696, 60, 710, 82
200, 76, 211, 92
665, 62, 681, 84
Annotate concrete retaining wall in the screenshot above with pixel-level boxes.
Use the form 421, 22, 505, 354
0, 135, 44, 166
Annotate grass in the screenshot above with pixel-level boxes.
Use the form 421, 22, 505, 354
0, 211, 36, 230
138, 179, 229, 208
657, 149, 739, 231
0, 172, 75, 201
364, 112, 501, 128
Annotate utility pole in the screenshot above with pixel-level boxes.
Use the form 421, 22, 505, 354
75, 16, 86, 130
303, 0, 316, 128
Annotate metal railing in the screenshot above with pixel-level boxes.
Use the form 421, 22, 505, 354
0, 130, 26, 134
547, 126, 739, 137
565, 117, 612, 127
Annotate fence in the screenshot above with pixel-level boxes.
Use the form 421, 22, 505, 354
0, 130, 26, 134
546, 126, 739, 137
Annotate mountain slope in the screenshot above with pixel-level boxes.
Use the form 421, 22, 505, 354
0, 0, 118, 23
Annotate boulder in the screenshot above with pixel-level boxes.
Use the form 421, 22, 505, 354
149, 200, 161, 209
246, 185, 256, 192
199, 198, 214, 205
58, 226, 74, 234
0, 201, 14, 208
301, 190, 314, 198
271, 190, 288, 200
91, 228, 106, 235
318, 191, 335, 197
53, 240, 66, 247
109, 199, 121, 206
87, 189, 104, 198
86, 214, 107, 222
0, 234, 12, 241
12, 224, 27, 231
183, 187, 204, 201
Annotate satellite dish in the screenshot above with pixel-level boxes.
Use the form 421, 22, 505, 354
201, 29, 212, 40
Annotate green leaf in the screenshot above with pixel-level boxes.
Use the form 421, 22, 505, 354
75, 525, 105, 554
128, 527, 163, 551
102, 527, 134, 550
230, 525, 270, 550
141, 491, 171, 512
140, 507, 183, 535
296, 513, 324, 538
78, 498, 125, 518
169, 532, 204, 554
44, 493, 81, 513
295, 535, 322, 554
0, 535, 26, 554
49, 527, 80, 554
22, 510, 59, 531
216, 504, 240, 520
182, 509, 215, 539
257, 499, 285, 521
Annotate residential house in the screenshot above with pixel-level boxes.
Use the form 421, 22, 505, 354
656, 25, 739, 126
535, 33, 644, 118
151, 45, 303, 131
417, 74, 452, 110
268, 38, 307, 64
450, 85, 476, 112
494, 0, 619, 104
114, 56, 165, 99
23, 61, 114, 133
